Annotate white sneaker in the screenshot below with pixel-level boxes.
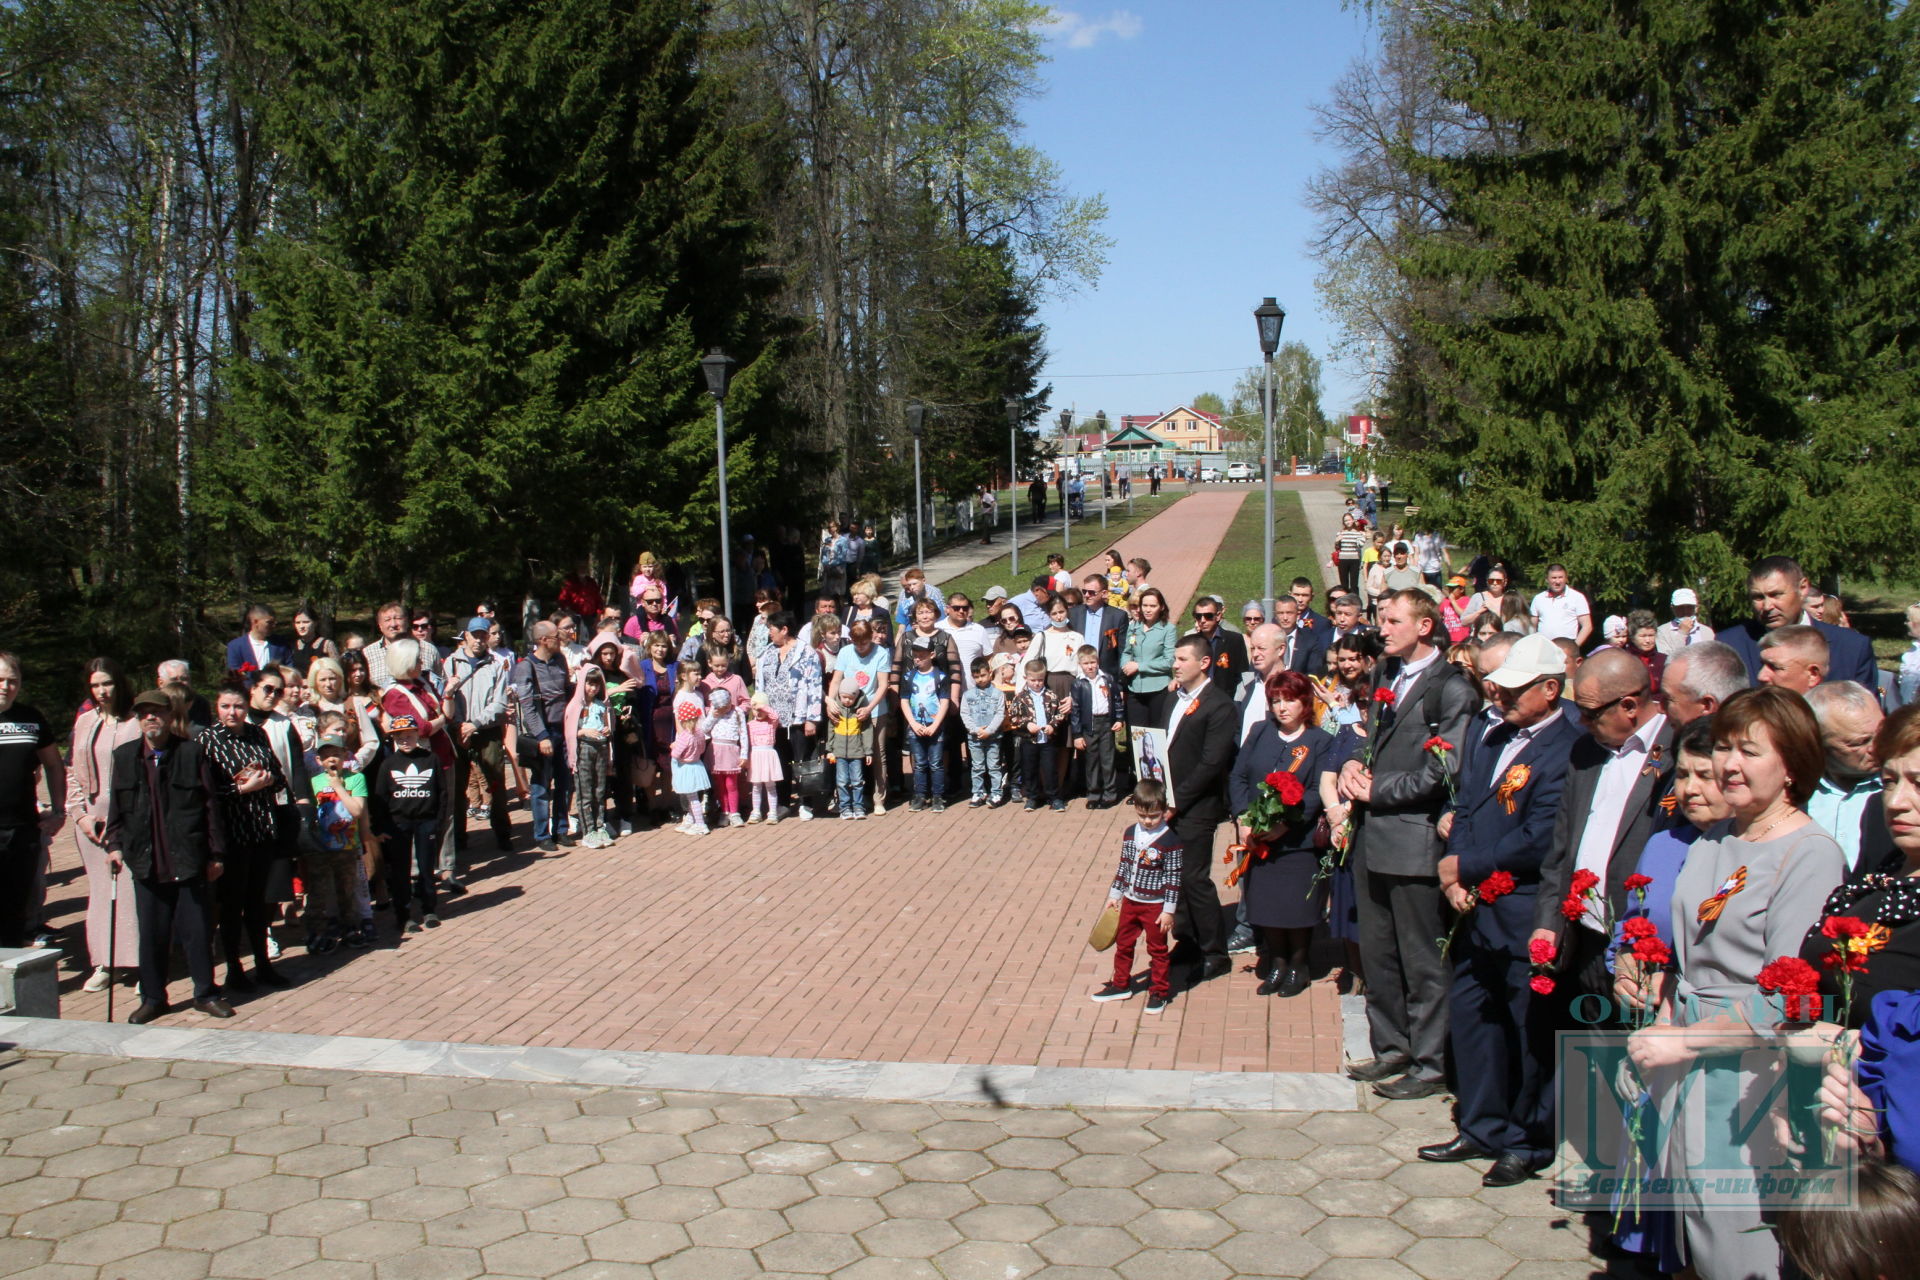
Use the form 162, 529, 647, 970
746, 812, 764, 824
568, 815, 581, 837
266, 934, 282, 959
618, 820, 634, 838
689, 823, 710, 836
82, 967, 111, 994
766, 812, 781, 825
797, 806, 815, 822
727, 813, 746, 828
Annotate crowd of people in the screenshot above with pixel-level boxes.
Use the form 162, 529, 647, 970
10, 484, 1920, 1278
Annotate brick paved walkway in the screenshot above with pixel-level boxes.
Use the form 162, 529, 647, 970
38, 487, 1343, 1077
0, 1048, 1620, 1279
1070, 489, 1247, 620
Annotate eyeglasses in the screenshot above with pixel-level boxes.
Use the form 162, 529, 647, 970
1194, 611, 1218, 621
1576, 688, 1647, 721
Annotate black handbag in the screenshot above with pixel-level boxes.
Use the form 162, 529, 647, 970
793, 753, 834, 806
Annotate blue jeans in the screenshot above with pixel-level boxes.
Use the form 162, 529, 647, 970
835, 757, 866, 815
379, 818, 440, 922
907, 726, 945, 798
969, 736, 1003, 800
528, 735, 573, 841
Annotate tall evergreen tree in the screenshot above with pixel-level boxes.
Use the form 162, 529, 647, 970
223, 0, 788, 607
1387, 0, 1920, 604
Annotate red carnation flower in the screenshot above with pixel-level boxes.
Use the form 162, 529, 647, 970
1820, 915, 1870, 941
1272, 772, 1306, 806
1478, 871, 1517, 904
1529, 975, 1555, 996
1621, 917, 1658, 942
1373, 687, 1396, 706
1560, 893, 1587, 923
1624, 873, 1654, 893
1631, 937, 1673, 967
1756, 956, 1824, 1023
1570, 869, 1601, 895
1422, 736, 1454, 752
1528, 938, 1557, 966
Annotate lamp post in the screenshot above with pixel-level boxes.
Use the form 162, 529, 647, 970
1057, 408, 1073, 555
907, 400, 926, 566
700, 347, 738, 620
1004, 395, 1021, 577
1253, 297, 1286, 616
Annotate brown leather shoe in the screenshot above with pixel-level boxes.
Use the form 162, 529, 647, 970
127, 1001, 168, 1025
191, 997, 235, 1019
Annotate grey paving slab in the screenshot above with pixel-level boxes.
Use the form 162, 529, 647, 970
0, 1047, 1623, 1279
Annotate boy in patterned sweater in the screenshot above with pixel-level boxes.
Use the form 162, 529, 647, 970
1091, 779, 1183, 1013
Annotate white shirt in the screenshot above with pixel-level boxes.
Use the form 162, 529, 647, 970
1389, 647, 1440, 702
1089, 674, 1112, 718
1239, 684, 1270, 745
1570, 713, 1667, 932
1654, 618, 1715, 656
937, 619, 994, 678
1492, 708, 1561, 781
1530, 588, 1591, 641
249, 636, 273, 669
1167, 681, 1204, 747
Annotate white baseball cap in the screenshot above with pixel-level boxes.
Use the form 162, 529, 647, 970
1487, 633, 1568, 688
1671, 588, 1698, 607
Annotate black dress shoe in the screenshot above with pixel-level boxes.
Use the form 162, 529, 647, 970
1276, 968, 1310, 998
1374, 1076, 1446, 1101
1482, 1153, 1539, 1187
1418, 1134, 1494, 1163
1199, 957, 1233, 982
192, 997, 235, 1018
1347, 1058, 1411, 1082
127, 1001, 168, 1025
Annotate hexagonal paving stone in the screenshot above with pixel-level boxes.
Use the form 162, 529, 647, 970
1059, 1153, 1154, 1188
101, 1244, 217, 1280
51, 1220, 166, 1266
483, 1230, 593, 1276
322, 1165, 418, 1202
1300, 1112, 1394, 1146
560, 1163, 660, 1201
1144, 1112, 1238, 1142
1136, 1140, 1235, 1174
952, 1202, 1055, 1243
1400, 1237, 1520, 1280
930, 1239, 1044, 1280
806, 1161, 904, 1198
1387, 1161, 1489, 1199
370, 1243, 485, 1280
656, 1151, 749, 1188
81, 1164, 179, 1203
833, 1259, 941, 1280
1305, 1215, 1416, 1258
325, 1117, 414, 1149
236, 1125, 328, 1159
754, 1230, 865, 1274
274, 1145, 368, 1179
1125, 1207, 1233, 1250
1046, 1186, 1151, 1226
682, 1123, 773, 1155
653, 1246, 763, 1280
12, 1124, 105, 1157
619, 1184, 721, 1223
43, 1136, 142, 1175
1135, 1171, 1234, 1209
710, 1096, 798, 1126
321, 1219, 427, 1262
362, 1186, 466, 1226
468, 1175, 566, 1210
771, 1112, 859, 1144
1303, 1142, 1404, 1180
179, 1153, 275, 1190
1305, 1259, 1421, 1280
541, 1115, 634, 1147
209, 1232, 322, 1277
122, 1185, 223, 1224
272, 1198, 376, 1239
594, 1131, 691, 1165
744, 1142, 836, 1177
897, 1149, 991, 1183
1066, 1124, 1162, 1156
846, 1102, 940, 1132
968, 1169, 1069, 1205
1222, 1127, 1316, 1161
225, 1173, 326, 1214
855, 1216, 963, 1258
1217, 1192, 1326, 1235
715, 1173, 814, 1211
1213, 1228, 1332, 1277
876, 1181, 980, 1220
915, 1120, 1005, 1151
506, 1144, 600, 1179
984, 1137, 1078, 1170
0, 1173, 80, 1214
422, 1207, 527, 1250
163, 1208, 269, 1252
1392, 1195, 1503, 1239
1307, 1177, 1410, 1219
14, 1195, 120, 1239
687, 1207, 790, 1250
828, 1130, 924, 1164
1486, 1215, 1597, 1262
1118, 1247, 1232, 1280
525, 1197, 624, 1238
1033, 1223, 1143, 1268
625, 1106, 714, 1136
782, 1194, 887, 1235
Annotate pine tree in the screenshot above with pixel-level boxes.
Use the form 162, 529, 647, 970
223, 0, 787, 606
1388, 0, 1920, 604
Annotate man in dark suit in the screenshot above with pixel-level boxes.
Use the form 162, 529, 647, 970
1422, 634, 1583, 1187
1270, 598, 1326, 676
1328, 594, 1373, 646
1190, 597, 1249, 695
1529, 648, 1676, 1002
1164, 633, 1240, 987
1718, 555, 1879, 690
1338, 589, 1477, 1099
107, 690, 233, 1024
1288, 578, 1330, 637
1070, 574, 1129, 681
224, 605, 288, 677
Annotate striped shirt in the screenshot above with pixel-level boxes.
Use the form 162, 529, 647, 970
1110, 823, 1185, 910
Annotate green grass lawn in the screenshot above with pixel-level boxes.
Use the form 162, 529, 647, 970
1183, 488, 1325, 621
940, 492, 1183, 607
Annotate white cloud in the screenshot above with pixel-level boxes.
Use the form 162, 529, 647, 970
1039, 8, 1144, 50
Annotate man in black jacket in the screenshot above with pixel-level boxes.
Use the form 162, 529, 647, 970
1338, 590, 1477, 1098
1163, 634, 1241, 988
1191, 597, 1250, 696
1069, 574, 1129, 681
107, 689, 232, 1024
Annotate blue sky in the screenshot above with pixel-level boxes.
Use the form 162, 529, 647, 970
1024, 4, 1377, 431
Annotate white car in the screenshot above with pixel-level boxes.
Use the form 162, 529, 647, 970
1293, 463, 1315, 476
1225, 462, 1254, 482
1199, 467, 1222, 483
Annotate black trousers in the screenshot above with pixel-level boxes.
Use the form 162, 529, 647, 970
1171, 815, 1226, 965
0, 824, 41, 948
215, 841, 276, 972
1336, 560, 1360, 595
1017, 737, 1057, 803
775, 722, 819, 810
1353, 859, 1449, 1081
134, 874, 217, 1006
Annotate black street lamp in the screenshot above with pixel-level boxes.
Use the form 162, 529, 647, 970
1253, 298, 1286, 614
906, 400, 927, 565
700, 348, 737, 619
1004, 395, 1021, 575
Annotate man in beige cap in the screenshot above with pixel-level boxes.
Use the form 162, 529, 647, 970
1654, 587, 1715, 655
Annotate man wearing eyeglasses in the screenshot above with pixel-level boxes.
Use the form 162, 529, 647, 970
1529, 648, 1674, 1006
626, 589, 679, 644
108, 689, 231, 1023
1190, 597, 1249, 696
1424, 634, 1581, 1185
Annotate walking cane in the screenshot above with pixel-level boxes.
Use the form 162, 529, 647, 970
106, 862, 119, 1024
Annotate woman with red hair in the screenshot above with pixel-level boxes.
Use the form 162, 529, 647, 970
1228, 669, 1337, 997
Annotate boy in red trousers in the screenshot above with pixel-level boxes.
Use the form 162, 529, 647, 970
1090, 779, 1183, 1014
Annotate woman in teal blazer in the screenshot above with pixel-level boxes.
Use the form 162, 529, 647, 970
1121, 586, 1175, 727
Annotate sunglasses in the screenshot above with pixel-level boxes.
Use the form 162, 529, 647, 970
949, 603, 972, 611
1194, 612, 1218, 621
642, 597, 662, 605
1577, 689, 1646, 721
258, 683, 284, 695
411, 622, 433, 631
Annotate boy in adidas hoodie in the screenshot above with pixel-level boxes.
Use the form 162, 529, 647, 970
370, 713, 447, 934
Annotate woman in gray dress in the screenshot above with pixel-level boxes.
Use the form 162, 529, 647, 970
1628, 687, 1846, 1280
